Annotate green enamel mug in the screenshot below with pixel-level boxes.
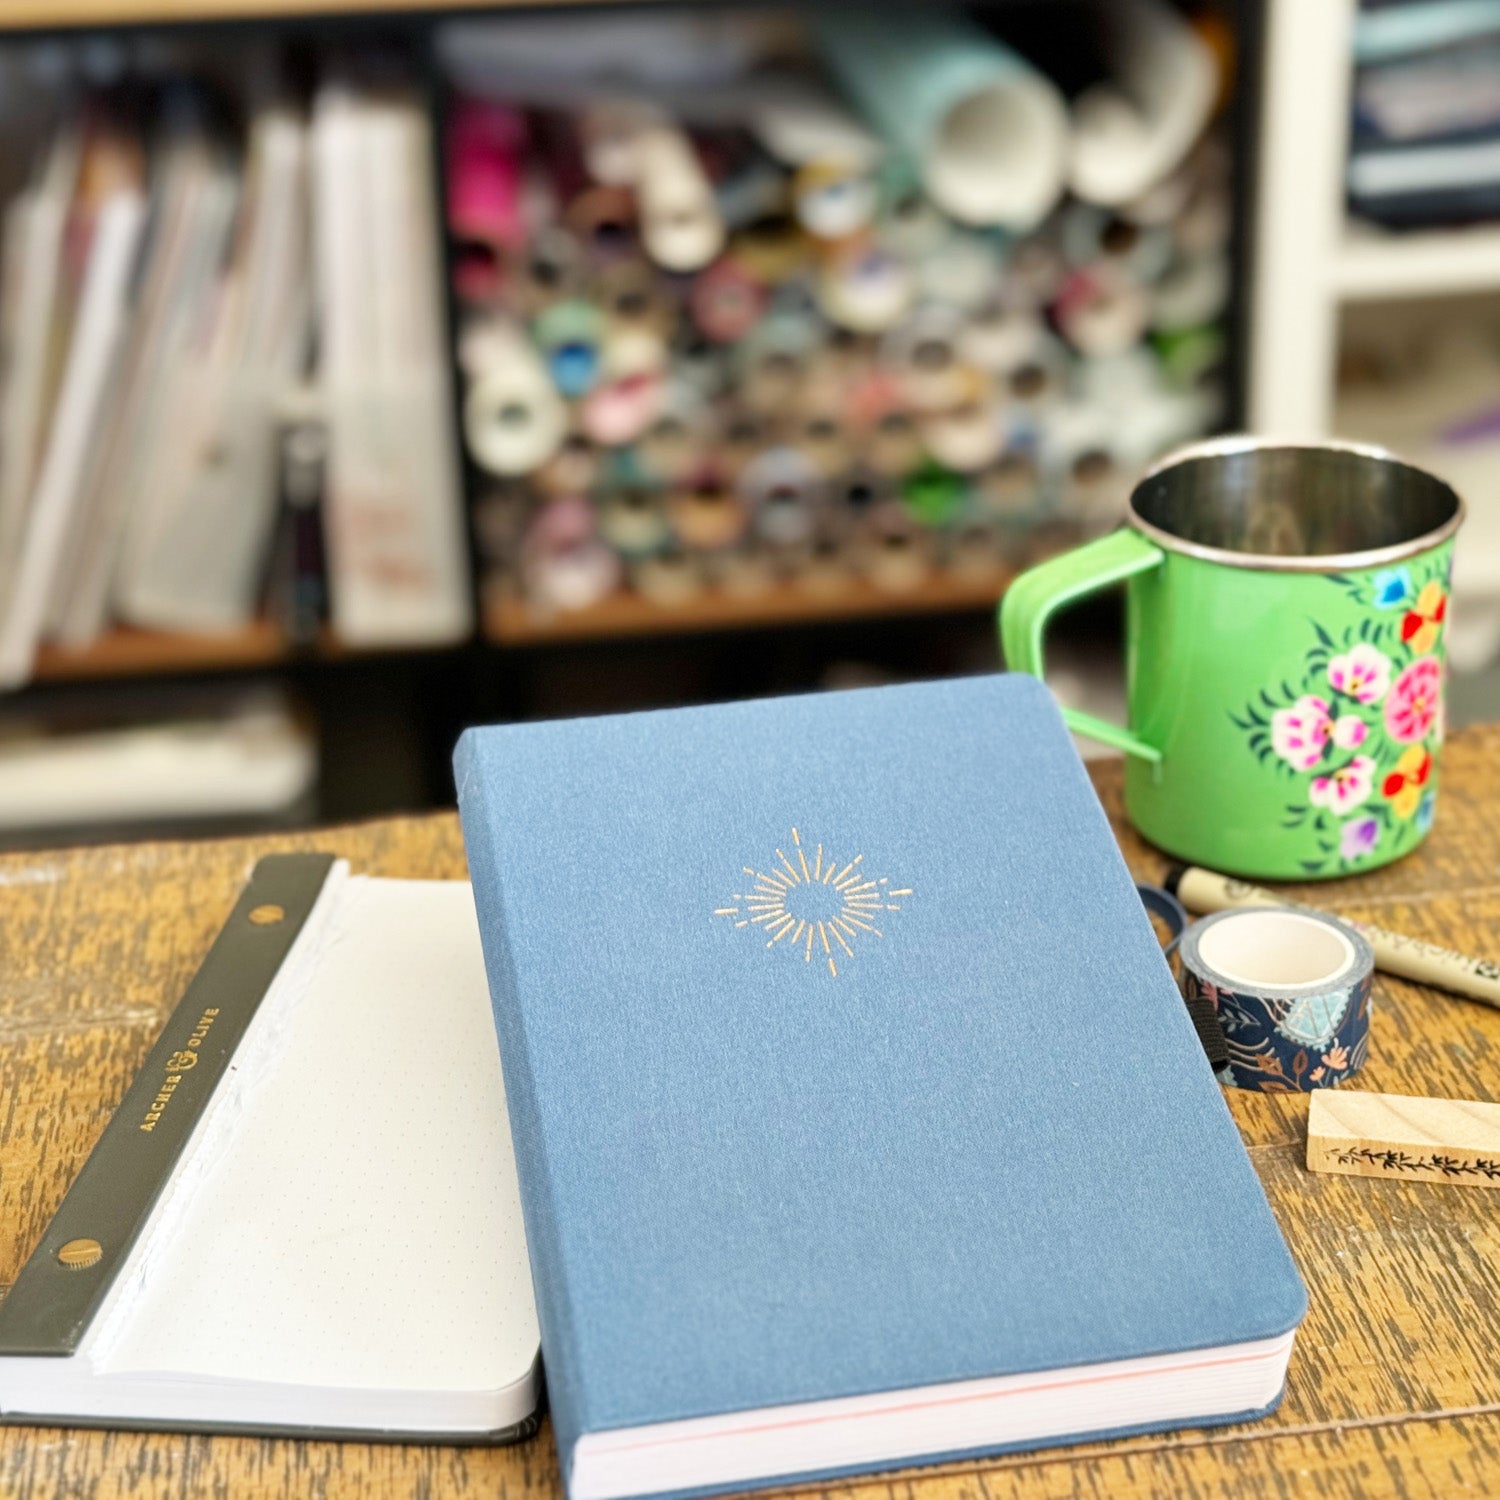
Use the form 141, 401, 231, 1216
999, 437, 1464, 879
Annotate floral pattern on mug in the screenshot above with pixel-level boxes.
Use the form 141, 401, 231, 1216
1231, 557, 1450, 875
1386, 656, 1442, 742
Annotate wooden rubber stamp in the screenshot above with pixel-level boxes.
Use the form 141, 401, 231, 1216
1308, 1089, 1500, 1187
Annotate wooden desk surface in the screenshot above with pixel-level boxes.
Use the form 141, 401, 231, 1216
4, 725, 1500, 1497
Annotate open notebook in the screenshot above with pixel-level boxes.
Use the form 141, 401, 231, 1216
0, 855, 540, 1440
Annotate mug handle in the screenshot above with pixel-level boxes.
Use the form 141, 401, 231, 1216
998, 527, 1166, 764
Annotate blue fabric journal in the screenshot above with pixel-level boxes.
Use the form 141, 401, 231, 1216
454, 674, 1306, 1500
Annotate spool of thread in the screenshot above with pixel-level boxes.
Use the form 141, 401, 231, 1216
565, 183, 641, 263
533, 299, 606, 398
816, 238, 915, 334
1177, 906, 1374, 1093
464, 325, 569, 477
524, 496, 621, 612
792, 159, 879, 241
739, 447, 825, 547
598, 487, 673, 557
635, 125, 725, 272
631, 545, 707, 605
815, 6, 1068, 230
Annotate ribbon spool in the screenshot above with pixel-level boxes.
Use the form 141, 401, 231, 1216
1178, 906, 1374, 1093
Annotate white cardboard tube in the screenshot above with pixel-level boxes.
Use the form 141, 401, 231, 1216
814, 6, 1068, 231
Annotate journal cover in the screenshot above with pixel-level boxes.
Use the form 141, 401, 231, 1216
454, 675, 1306, 1496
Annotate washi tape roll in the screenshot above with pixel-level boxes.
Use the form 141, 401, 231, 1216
1177, 906, 1374, 1093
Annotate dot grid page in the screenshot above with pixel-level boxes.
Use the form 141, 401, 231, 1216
96, 876, 538, 1397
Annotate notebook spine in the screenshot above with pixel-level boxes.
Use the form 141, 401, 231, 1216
454, 734, 590, 1474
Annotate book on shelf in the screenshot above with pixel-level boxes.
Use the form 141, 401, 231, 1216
0, 67, 474, 686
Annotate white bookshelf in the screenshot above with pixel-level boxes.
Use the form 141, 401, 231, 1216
1247, 0, 1500, 433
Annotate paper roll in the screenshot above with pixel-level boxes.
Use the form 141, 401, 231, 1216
793, 160, 879, 241
577, 98, 667, 186
1052, 265, 1152, 357
464, 325, 569, 477
631, 545, 707, 604
960, 296, 1044, 375
634, 125, 725, 272
1178, 906, 1374, 1093
816, 238, 915, 334
565, 183, 640, 261
739, 447, 825, 546
921, 383, 1004, 473
598, 487, 673, 556
533, 299, 606, 398
581, 369, 666, 447
899, 459, 968, 527
882, 305, 970, 412
1068, 0, 1218, 207
669, 476, 750, 551
916, 228, 1006, 311
815, 6, 1068, 230
524, 496, 621, 611
691, 255, 769, 344
447, 101, 527, 249
856, 500, 933, 592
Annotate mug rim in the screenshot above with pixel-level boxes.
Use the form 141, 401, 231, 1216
1129, 434, 1466, 572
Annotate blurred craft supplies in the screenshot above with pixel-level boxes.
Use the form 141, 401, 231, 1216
444, 1, 1231, 621
1169, 863, 1500, 1011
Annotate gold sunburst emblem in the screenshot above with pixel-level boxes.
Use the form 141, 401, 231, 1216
713, 826, 912, 977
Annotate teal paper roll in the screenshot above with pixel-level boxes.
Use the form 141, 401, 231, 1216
814, 6, 1067, 230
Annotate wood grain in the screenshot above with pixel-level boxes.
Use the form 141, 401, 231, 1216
5, 726, 1500, 1496
0, 0, 618, 31
1307, 1089, 1500, 1186
485, 569, 1014, 645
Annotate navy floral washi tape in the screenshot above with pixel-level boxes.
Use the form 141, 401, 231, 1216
1177, 905, 1374, 1093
